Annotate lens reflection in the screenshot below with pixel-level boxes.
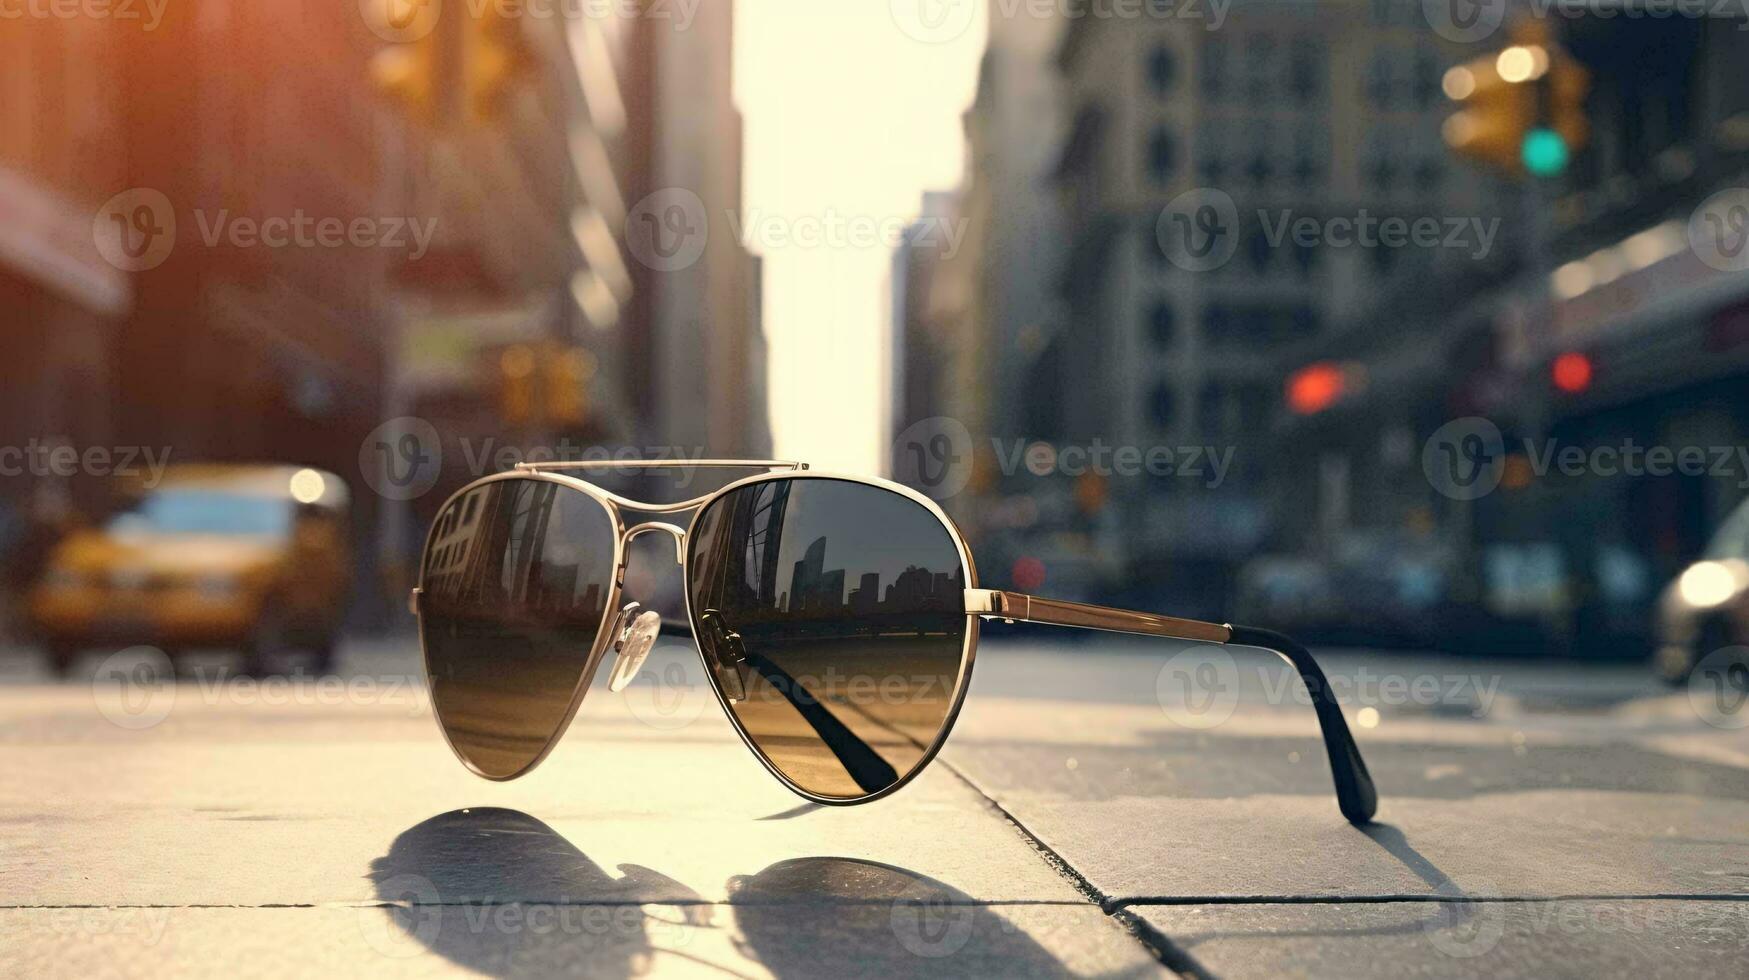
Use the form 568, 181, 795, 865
688, 478, 970, 799
420, 478, 616, 778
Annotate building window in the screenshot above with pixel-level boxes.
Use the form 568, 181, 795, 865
1246, 124, 1274, 187
1237, 384, 1272, 433
1149, 384, 1176, 429
1366, 51, 1395, 109
1246, 34, 1276, 101
1199, 151, 1228, 184
1246, 223, 1273, 274
1246, 153, 1274, 187
1148, 225, 1171, 269
1414, 49, 1441, 109
1149, 301, 1176, 348
1203, 304, 1321, 348
1292, 128, 1324, 188
1365, 130, 1397, 191
1202, 303, 1229, 340
1289, 37, 1323, 105
1201, 37, 1228, 100
1372, 243, 1400, 276
1414, 159, 1445, 191
1148, 45, 1177, 95
1198, 384, 1229, 436
1148, 127, 1177, 183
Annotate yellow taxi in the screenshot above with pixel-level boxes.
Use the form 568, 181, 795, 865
28, 465, 352, 676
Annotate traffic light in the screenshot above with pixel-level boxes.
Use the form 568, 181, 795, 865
366, 2, 447, 123
543, 345, 596, 429
464, 7, 534, 122
499, 344, 536, 427
370, 39, 439, 122
1442, 53, 1534, 175
498, 342, 596, 429
1539, 51, 1591, 176
1551, 351, 1593, 394
367, 4, 538, 126
1442, 22, 1589, 179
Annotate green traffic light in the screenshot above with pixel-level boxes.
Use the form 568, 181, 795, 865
1522, 127, 1569, 178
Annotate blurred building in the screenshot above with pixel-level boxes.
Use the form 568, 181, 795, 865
0, 18, 130, 528
0, 3, 768, 627
961, 11, 1068, 445
889, 191, 965, 452
1488, 16, 1749, 649
944, 9, 1090, 595
886, 11, 1078, 594
1276, 12, 1749, 653
1, 7, 419, 621
370, 6, 636, 602
643, 4, 770, 459
1047, 0, 1505, 612
1514, 19, 1749, 555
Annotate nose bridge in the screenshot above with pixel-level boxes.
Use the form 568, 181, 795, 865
621, 521, 686, 566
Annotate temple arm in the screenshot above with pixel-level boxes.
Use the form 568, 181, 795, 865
965, 589, 1378, 824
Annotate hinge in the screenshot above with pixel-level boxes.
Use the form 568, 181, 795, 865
963, 588, 1006, 616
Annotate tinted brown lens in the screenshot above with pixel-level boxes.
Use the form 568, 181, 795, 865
687, 478, 970, 800
420, 478, 616, 778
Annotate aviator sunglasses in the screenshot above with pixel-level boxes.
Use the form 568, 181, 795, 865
412, 461, 1377, 824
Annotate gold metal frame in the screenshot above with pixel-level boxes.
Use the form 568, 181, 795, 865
412, 459, 1371, 821
413, 462, 981, 802
413, 468, 628, 782
675, 469, 982, 806
963, 589, 1232, 644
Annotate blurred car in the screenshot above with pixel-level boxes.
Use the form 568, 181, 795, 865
1232, 554, 1333, 634
27, 465, 352, 676
1235, 532, 1455, 648
1654, 497, 1749, 684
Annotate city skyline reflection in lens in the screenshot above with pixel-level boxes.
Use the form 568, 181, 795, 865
421, 478, 616, 778
688, 478, 970, 799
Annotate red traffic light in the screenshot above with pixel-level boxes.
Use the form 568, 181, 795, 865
1552, 351, 1593, 394
1287, 362, 1348, 415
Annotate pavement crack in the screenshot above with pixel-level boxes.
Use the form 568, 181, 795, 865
932, 754, 1222, 979
1115, 893, 1749, 907
1, 898, 1097, 911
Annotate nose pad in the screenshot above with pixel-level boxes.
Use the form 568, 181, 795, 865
696, 608, 749, 702
606, 602, 663, 693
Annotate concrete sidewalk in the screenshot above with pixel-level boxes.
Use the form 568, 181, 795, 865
1, 638, 1746, 978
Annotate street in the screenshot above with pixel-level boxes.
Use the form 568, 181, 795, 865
3, 635, 1745, 978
